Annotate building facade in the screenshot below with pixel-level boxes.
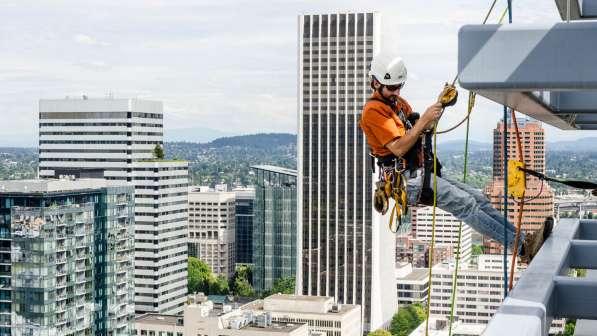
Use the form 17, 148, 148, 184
297, 12, 396, 331
0, 179, 135, 336
233, 187, 255, 266
428, 255, 564, 334
415, 206, 472, 264
38, 98, 189, 314
395, 263, 429, 308
485, 118, 554, 251
251, 165, 297, 293
188, 188, 236, 278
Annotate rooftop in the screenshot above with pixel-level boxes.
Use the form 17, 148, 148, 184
135, 314, 182, 327
398, 268, 429, 281
251, 165, 297, 177
0, 178, 130, 194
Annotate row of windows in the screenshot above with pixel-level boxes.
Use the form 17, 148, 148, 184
40, 122, 162, 127
302, 39, 374, 46
40, 112, 163, 119
40, 140, 161, 145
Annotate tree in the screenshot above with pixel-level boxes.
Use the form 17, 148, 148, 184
367, 329, 392, 336
209, 275, 230, 295
188, 257, 213, 294
234, 277, 256, 297
264, 276, 295, 296
471, 244, 484, 256
556, 319, 576, 336
153, 144, 164, 159
229, 265, 255, 297
390, 304, 426, 336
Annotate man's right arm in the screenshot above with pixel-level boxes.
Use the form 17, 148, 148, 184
385, 102, 442, 157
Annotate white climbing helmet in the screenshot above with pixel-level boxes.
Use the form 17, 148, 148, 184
369, 52, 407, 86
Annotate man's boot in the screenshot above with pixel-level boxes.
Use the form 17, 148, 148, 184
520, 216, 554, 264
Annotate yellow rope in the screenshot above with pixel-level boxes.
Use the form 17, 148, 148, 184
424, 127, 439, 336
424, 3, 506, 335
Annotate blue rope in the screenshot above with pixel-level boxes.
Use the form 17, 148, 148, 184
503, 0, 513, 299
502, 106, 509, 298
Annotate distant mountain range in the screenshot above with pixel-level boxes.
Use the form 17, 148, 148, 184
164, 127, 231, 143
438, 138, 597, 152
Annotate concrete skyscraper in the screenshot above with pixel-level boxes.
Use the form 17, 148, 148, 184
484, 117, 554, 252
38, 98, 189, 314
297, 12, 396, 331
415, 206, 472, 264
188, 187, 236, 278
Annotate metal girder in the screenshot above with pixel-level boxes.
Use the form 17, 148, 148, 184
459, 23, 597, 90
554, 276, 597, 320
555, 0, 597, 20
483, 219, 597, 336
568, 240, 597, 268
475, 91, 577, 130
458, 23, 597, 130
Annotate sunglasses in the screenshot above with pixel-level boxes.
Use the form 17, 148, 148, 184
385, 83, 405, 91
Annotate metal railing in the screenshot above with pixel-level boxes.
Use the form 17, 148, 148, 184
483, 219, 597, 336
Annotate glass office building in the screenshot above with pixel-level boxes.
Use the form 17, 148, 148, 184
233, 187, 255, 266
0, 179, 135, 336
251, 165, 297, 293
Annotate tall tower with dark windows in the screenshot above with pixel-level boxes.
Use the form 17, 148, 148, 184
297, 12, 397, 331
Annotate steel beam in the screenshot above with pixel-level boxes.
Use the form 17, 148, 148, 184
556, 0, 597, 20
553, 276, 597, 320
458, 23, 597, 130
459, 23, 597, 90
567, 240, 597, 269
474, 91, 576, 130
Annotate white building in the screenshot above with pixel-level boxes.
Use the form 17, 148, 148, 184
415, 206, 472, 264
297, 12, 397, 332
396, 263, 429, 308
188, 187, 236, 278
38, 98, 189, 314
428, 255, 563, 334
136, 294, 359, 336
256, 294, 362, 336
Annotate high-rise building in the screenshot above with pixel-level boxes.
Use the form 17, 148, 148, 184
0, 178, 135, 336
484, 118, 554, 249
188, 187, 236, 278
297, 12, 396, 331
415, 206, 472, 264
38, 98, 189, 314
251, 165, 297, 293
428, 255, 564, 334
233, 186, 255, 266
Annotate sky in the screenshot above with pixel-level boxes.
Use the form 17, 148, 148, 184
1, 0, 596, 146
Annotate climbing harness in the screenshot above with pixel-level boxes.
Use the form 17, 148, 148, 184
373, 154, 409, 233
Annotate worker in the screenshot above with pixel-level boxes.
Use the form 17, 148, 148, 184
359, 51, 551, 263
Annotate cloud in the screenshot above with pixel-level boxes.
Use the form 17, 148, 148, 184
0, 0, 596, 147
73, 33, 110, 46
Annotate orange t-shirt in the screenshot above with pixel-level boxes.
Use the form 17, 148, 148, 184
359, 91, 414, 157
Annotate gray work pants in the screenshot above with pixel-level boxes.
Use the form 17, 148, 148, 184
406, 169, 523, 252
